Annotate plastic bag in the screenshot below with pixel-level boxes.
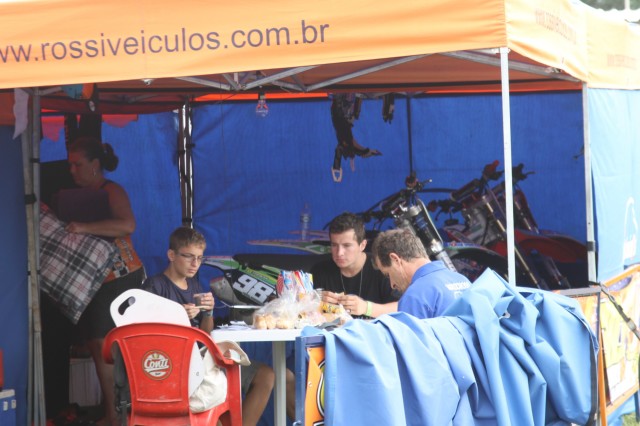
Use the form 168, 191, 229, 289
253, 293, 299, 329
254, 270, 353, 329
276, 270, 314, 299
189, 348, 227, 413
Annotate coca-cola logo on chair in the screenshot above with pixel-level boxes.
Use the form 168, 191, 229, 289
142, 350, 172, 380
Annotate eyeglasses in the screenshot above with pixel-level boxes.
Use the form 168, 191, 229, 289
177, 252, 204, 263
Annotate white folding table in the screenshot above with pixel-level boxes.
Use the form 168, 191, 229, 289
212, 327, 302, 426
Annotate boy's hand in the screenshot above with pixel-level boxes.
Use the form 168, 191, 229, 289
198, 292, 215, 312
322, 290, 343, 305
184, 303, 200, 319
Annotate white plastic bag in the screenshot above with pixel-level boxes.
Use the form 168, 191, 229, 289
189, 347, 228, 412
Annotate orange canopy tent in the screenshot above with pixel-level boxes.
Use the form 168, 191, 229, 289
0, 0, 638, 109
1, 0, 639, 425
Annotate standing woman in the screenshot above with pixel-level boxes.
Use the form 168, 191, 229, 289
65, 136, 145, 425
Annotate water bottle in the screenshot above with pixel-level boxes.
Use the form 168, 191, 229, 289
300, 203, 311, 241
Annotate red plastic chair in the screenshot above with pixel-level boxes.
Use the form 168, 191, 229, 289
102, 322, 242, 426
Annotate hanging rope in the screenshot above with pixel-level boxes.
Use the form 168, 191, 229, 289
178, 100, 194, 227
406, 96, 414, 175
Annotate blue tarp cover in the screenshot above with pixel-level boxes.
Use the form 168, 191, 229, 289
589, 89, 640, 281
303, 269, 598, 425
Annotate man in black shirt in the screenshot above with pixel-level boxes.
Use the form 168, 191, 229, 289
286, 213, 399, 419
310, 212, 398, 318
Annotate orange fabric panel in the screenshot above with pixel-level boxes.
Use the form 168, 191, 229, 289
0, 0, 506, 89
0, 93, 15, 126
586, 10, 640, 90
0, 0, 637, 92
506, 0, 588, 83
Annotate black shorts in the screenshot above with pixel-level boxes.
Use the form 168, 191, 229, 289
76, 267, 145, 340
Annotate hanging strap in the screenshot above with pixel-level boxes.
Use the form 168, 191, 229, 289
595, 280, 640, 340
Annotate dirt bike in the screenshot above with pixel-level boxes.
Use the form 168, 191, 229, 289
494, 163, 588, 265
433, 161, 585, 289
203, 173, 509, 311
355, 173, 511, 283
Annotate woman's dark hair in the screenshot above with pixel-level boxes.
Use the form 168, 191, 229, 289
67, 136, 119, 172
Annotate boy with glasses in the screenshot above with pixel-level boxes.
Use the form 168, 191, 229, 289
142, 226, 275, 426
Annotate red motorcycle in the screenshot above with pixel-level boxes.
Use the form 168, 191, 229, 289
434, 161, 586, 289
494, 163, 587, 266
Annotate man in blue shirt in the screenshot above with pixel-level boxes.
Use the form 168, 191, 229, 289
371, 229, 471, 318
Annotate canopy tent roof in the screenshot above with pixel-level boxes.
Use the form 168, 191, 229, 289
35, 53, 584, 113
0, 0, 638, 112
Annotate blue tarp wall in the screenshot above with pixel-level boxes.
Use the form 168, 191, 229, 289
40, 91, 588, 278
0, 126, 29, 426
590, 89, 640, 281
40, 91, 587, 425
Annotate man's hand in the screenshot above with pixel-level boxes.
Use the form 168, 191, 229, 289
321, 290, 343, 305
337, 294, 365, 316
321, 291, 367, 315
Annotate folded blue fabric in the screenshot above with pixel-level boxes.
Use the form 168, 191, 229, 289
301, 268, 598, 426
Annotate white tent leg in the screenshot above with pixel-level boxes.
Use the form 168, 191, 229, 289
499, 47, 516, 287
31, 89, 46, 426
22, 89, 46, 426
582, 85, 597, 283
21, 121, 34, 426
581, 84, 602, 426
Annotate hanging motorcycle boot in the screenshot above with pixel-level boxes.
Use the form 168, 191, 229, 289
332, 138, 382, 181
330, 93, 381, 182
332, 143, 344, 182
330, 94, 353, 182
